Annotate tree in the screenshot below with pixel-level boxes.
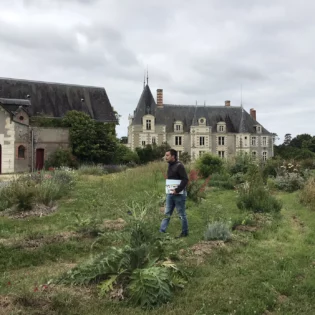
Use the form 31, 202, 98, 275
283, 133, 292, 146
62, 111, 118, 164
290, 134, 312, 149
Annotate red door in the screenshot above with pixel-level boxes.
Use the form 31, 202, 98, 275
0, 145, 2, 174
36, 149, 45, 170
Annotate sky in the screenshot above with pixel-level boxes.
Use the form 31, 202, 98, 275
1, 0, 315, 144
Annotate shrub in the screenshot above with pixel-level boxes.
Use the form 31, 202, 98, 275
179, 152, 191, 164
204, 221, 231, 241
300, 177, 315, 210
1, 177, 36, 211
209, 173, 235, 190
77, 164, 105, 176
228, 153, 253, 175
274, 172, 305, 192
236, 164, 282, 213
196, 153, 223, 178
103, 165, 127, 174
300, 158, 315, 170
45, 148, 78, 169
185, 169, 210, 202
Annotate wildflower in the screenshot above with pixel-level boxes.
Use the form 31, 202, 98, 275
34, 287, 38, 292
7, 281, 11, 285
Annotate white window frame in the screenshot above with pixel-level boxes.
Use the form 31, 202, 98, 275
146, 120, 151, 130
251, 136, 257, 146
262, 136, 267, 146
262, 151, 267, 161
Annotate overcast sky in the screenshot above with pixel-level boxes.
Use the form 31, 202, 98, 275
1, 0, 314, 143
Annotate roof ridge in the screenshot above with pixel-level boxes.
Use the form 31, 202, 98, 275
0, 77, 104, 89
163, 104, 242, 108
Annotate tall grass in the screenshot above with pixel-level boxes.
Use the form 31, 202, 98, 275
300, 177, 315, 210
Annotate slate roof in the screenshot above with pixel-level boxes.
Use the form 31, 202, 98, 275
0, 77, 117, 123
132, 85, 271, 134
0, 97, 31, 115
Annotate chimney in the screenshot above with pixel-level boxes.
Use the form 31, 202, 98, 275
250, 108, 256, 120
225, 100, 230, 107
157, 89, 163, 108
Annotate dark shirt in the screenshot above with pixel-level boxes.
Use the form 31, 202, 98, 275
167, 161, 188, 193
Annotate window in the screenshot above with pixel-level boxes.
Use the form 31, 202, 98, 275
142, 141, 146, 146
252, 151, 257, 159
262, 151, 267, 161
262, 137, 267, 146
175, 136, 182, 146
175, 124, 181, 131
218, 136, 225, 145
244, 136, 248, 146
152, 137, 156, 144
18, 145, 26, 159
219, 125, 224, 132
251, 137, 257, 146
218, 151, 225, 158
199, 151, 205, 157
146, 120, 151, 130
199, 136, 205, 146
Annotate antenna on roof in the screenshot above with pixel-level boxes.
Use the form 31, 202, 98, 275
146, 65, 149, 85
241, 84, 243, 108
143, 70, 145, 89
204, 100, 206, 106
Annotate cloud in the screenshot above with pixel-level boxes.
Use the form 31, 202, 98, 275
1, 0, 315, 141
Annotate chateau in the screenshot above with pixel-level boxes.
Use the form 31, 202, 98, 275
127, 84, 274, 160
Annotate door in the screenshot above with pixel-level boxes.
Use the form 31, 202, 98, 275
0, 144, 2, 174
36, 148, 44, 170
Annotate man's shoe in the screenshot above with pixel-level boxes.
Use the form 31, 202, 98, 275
175, 233, 188, 239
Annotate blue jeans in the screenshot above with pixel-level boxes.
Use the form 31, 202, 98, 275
160, 192, 188, 235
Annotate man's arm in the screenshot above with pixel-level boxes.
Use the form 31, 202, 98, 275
174, 164, 188, 193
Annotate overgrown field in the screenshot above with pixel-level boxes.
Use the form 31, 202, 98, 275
1, 160, 315, 315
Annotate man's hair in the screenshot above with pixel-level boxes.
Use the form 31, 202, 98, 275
167, 149, 178, 160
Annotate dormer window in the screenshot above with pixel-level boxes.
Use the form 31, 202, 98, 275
217, 122, 226, 133
254, 125, 262, 133
143, 114, 155, 132
174, 121, 183, 132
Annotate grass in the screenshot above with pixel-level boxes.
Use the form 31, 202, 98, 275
1, 163, 315, 314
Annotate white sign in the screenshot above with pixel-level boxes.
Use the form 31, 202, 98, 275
165, 179, 183, 194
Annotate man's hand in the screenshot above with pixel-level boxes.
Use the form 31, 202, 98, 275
170, 189, 178, 195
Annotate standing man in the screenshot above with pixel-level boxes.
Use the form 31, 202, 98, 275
160, 149, 189, 238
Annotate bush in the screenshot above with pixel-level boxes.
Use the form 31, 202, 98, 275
103, 165, 127, 174
237, 164, 282, 213
228, 153, 253, 175
300, 177, 315, 210
114, 144, 140, 165
45, 148, 78, 169
196, 153, 223, 178
179, 152, 191, 164
0, 177, 36, 211
185, 169, 210, 202
274, 172, 305, 192
77, 165, 105, 176
209, 173, 235, 190
204, 221, 231, 241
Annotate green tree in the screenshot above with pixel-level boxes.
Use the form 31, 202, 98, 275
290, 134, 312, 149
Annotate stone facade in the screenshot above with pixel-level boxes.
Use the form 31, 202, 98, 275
128, 85, 274, 161
0, 106, 70, 173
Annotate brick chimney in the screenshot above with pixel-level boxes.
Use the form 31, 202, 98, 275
250, 108, 256, 120
225, 100, 230, 107
157, 89, 163, 108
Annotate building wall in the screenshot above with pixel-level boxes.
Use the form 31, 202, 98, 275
0, 107, 15, 173
14, 122, 30, 173
129, 122, 274, 161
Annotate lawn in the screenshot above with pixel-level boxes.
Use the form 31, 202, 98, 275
1, 163, 315, 315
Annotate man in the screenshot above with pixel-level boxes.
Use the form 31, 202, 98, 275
160, 149, 189, 237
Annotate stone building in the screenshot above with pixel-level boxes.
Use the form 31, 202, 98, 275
127, 84, 273, 160
0, 78, 117, 173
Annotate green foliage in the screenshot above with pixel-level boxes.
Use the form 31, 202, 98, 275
228, 153, 253, 175
70, 213, 102, 237
210, 172, 235, 190
300, 177, 315, 210
0, 171, 75, 211
274, 172, 305, 192
135, 143, 171, 164
56, 199, 187, 308
45, 148, 78, 169
195, 153, 224, 178
29, 116, 65, 127
114, 144, 139, 164
77, 164, 105, 176
180, 152, 191, 164
237, 164, 282, 213
62, 111, 117, 164
204, 221, 231, 241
